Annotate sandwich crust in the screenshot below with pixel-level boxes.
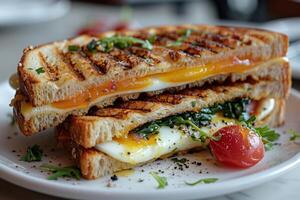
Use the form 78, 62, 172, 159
17, 25, 288, 106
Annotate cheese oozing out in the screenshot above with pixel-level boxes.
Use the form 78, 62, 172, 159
95, 98, 275, 165
20, 56, 269, 120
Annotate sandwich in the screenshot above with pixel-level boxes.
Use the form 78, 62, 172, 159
11, 25, 288, 135
56, 73, 289, 179
10, 25, 291, 180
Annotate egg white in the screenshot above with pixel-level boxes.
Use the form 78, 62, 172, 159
95, 98, 275, 164
95, 115, 236, 164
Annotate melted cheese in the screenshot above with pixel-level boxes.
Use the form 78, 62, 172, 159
20, 57, 285, 119
52, 57, 254, 109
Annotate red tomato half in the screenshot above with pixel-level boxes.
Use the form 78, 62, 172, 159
209, 125, 265, 168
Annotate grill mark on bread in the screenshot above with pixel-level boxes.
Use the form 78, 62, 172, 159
192, 38, 229, 53
63, 52, 86, 81
76, 50, 108, 75
201, 33, 242, 49
38, 52, 59, 81
109, 49, 141, 69
168, 50, 181, 62
181, 43, 214, 57
248, 33, 270, 44
115, 100, 157, 112
148, 93, 185, 104
92, 108, 147, 119
157, 31, 182, 41
128, 47, 161, 65
53, 47, 85, 81
81, 50, 112, 74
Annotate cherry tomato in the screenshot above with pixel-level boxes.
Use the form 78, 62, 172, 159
209, 125, 264, 168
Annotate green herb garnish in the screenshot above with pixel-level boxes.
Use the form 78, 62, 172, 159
148, 34, 157, 44
135, 98, 250, 139
241, 116, 280, 150
40, 164, 81, 180
191, 101, 196, 108
35, 67, 45, 75
185, 178, 218, 186
87, 36, 153, 52
7, 113, 15, 126
168, 29, 192, 47
68, 45, 80, 51
149, 172, 168, 189
20, 145, 43, 162
288, 129, 300, 141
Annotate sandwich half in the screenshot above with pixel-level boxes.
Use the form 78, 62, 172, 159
56, 57, 290, 179
11, 24, 288, 135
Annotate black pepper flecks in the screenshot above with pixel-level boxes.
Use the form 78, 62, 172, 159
111, 174, 118, 181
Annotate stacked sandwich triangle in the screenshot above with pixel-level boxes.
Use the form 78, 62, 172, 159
11, 25, 291, 179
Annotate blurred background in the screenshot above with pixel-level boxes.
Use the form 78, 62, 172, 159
1, 0, 300, 85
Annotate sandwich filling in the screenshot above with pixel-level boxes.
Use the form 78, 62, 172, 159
19, 57, 285, 120
95, 98, 275, 164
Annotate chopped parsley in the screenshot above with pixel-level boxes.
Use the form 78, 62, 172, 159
288, 129, 300, 141
191, 101, 196, 107
20, 145, 43, 162
149, 172, 168, 189
147, 34, 157, 44
135, 98, 250, 140
185, 178, 218, 186
87, 36, 152, 52
68, 45, 80, 51
40, 164, 81, 180
167, 29, 192, 47
134, 98, 280, 150
35, 67, 45, 75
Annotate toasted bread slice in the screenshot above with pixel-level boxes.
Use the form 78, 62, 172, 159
13, 57, 290, 135
17, 25, 288, 107
57, 97, 285, 180
58, 66, 291, 149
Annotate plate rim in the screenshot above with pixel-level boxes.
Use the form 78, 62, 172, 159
1, 88, 300, 200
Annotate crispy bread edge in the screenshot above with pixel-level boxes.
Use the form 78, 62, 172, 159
17, 25, 288, 106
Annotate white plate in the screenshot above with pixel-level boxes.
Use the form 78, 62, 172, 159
1, 81, 300, 200
262, 18, 300, 79
0, 0, 70, 27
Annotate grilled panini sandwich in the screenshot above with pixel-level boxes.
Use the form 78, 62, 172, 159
11, 25, 289, 135
57, 72, 290, 179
